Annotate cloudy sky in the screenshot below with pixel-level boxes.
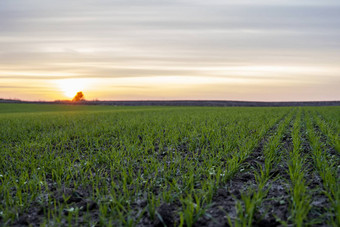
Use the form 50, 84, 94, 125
1, 0, 339, 101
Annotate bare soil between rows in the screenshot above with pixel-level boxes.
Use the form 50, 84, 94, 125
5, 113, 336, 227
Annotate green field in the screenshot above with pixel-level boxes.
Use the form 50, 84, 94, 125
0, 104, 339, 226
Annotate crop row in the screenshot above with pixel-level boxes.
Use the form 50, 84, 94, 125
0, 104, 339, 226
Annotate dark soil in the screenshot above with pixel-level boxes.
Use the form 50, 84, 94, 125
194, 116, 292, 227
137, 202, 182, 227
303, 115, 338, 225
254, 125, 294, 226
135, 112, 291, 227
7, 111, 336, 227
11, 177, 99, 227
193, 143, 289, 226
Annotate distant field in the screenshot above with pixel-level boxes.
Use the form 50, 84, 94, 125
0, 104, 339, 226
0, 103, 163, 114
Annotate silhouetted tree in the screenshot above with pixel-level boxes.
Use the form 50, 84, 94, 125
72, 92, 85, 102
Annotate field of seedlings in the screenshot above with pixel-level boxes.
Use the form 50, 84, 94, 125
0, 103, 339, 226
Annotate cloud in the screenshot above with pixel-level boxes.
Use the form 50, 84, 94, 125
0, 0, 339, 101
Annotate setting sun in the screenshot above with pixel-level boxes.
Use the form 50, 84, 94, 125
56, 79, 89, 98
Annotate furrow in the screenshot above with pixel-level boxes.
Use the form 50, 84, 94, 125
305, 111, 340, 226
194, 109, 295, 226
311, 111, 340, 154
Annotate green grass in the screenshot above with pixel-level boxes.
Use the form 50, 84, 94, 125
0, 104, 339, 226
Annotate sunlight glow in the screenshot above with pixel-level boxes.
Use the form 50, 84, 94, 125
56, 79, 89, 98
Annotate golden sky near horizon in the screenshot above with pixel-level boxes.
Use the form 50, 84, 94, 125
1, 0, 340, 101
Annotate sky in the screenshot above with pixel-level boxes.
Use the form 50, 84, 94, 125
0, 0, 340, 101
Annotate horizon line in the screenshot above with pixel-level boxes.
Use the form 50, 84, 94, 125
1, 98, 340, 103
